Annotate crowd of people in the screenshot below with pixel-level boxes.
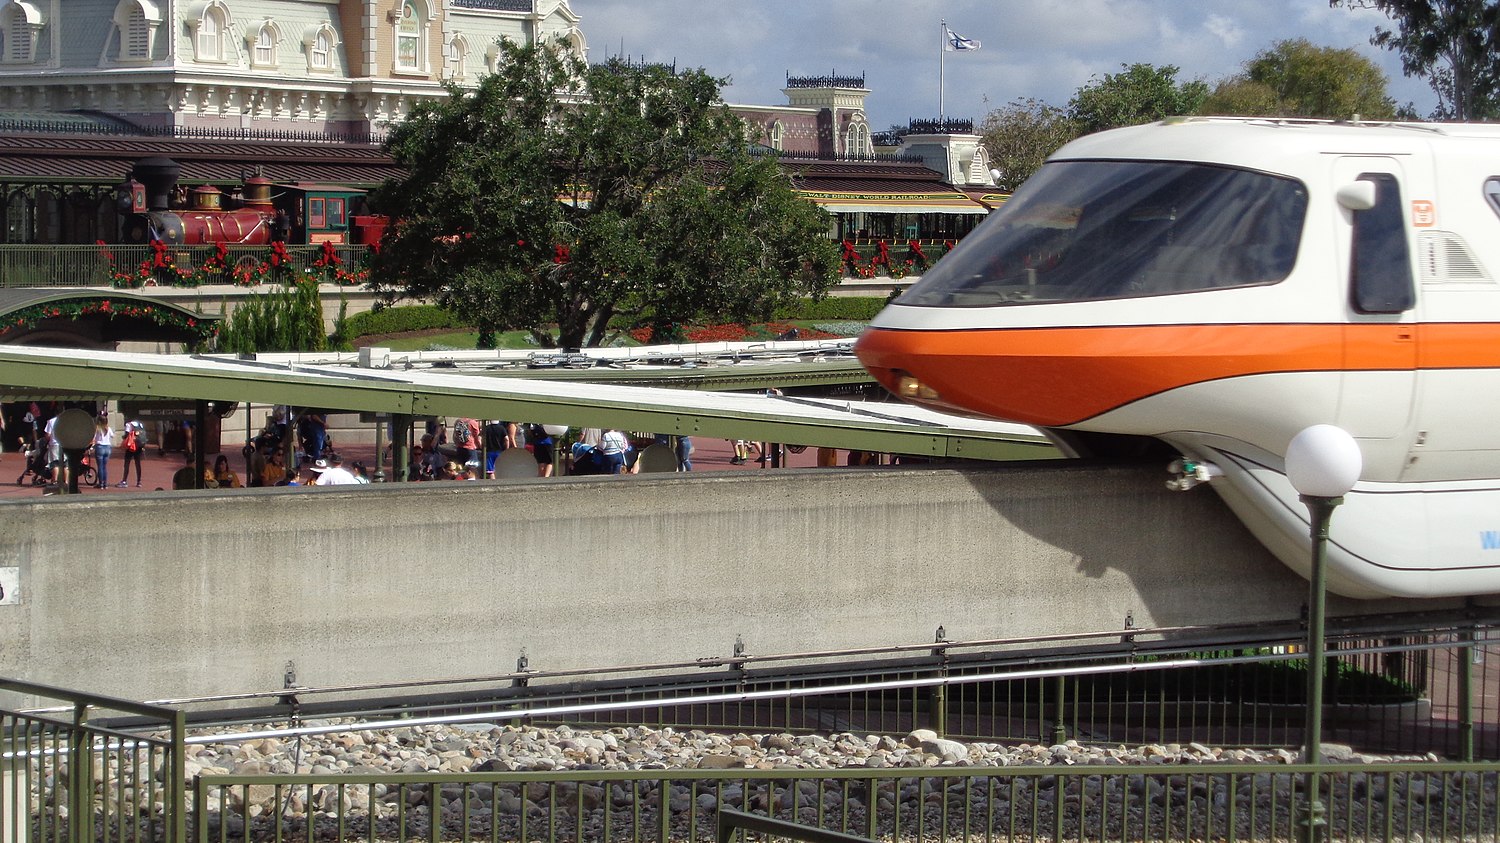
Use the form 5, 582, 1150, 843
7, 400, 820, 493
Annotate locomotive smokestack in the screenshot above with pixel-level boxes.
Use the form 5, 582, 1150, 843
130, 156, 182, 212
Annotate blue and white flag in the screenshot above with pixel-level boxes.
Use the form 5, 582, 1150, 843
944, 25, 981, 52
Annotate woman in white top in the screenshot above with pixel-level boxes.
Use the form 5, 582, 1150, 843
91, 415, 114, 489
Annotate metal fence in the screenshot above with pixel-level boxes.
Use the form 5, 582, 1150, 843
189, 764, 1499, 843
0, 245, 371, 289
3, 628, 1497, 843
0, 679, 186, 843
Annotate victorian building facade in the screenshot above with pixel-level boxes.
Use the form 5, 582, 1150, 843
0, 0, 585, 135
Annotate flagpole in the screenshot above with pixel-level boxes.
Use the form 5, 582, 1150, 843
939, 20, 946, 121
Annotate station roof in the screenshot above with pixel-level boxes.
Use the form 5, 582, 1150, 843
0, 344, 1057, 462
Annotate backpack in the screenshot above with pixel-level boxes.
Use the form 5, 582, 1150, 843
123, 428, 140, 452
453, 420, 471, 446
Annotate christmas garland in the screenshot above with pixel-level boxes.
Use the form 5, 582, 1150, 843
0, 298, 217, 341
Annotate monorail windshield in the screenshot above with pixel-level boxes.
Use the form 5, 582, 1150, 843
896, 160, 1308, 307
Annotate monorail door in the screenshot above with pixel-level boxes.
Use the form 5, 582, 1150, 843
1331, 157, 1417, 464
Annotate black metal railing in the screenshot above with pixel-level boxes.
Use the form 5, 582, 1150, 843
787, 72, 866, 89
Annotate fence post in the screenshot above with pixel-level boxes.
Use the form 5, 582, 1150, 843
0, 723, 13, 843
70, 703, 94, 843
168, 710, 187, 843
1052, 675, 1067, 746
1458, 629, 1475, 762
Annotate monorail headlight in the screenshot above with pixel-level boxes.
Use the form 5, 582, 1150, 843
895, 372, 940, 402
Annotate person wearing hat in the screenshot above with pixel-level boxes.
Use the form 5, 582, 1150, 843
311, 453, 359, 486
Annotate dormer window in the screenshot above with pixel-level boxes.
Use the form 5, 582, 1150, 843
108, 0, 161, 63
192, 2, 230, 63
249, 20, 281, 69
769, 120, 784, 151
310, 28, 330, 69
1, 1, 44, 64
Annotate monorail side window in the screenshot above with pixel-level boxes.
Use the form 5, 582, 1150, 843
1350, 173, 1414, 314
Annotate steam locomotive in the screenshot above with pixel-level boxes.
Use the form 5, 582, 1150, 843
116, 156, 386, 247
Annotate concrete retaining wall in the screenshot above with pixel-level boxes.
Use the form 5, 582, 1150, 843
0, 463, 1460, 702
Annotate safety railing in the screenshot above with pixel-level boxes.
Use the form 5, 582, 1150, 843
189, 763, 1500, 843
0, 678, 186, 843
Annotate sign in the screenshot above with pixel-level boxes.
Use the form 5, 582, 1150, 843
119, 400, 236, 420
0, 567, 18, 606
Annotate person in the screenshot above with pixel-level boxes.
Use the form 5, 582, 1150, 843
261, 447, 288, 486
43, 412, 65, 489
245, 444, 267, 487
312, 453, 359, 485
527, 424, 556, 478
676, 435, 694, 471
298, 412, 328, 462
453, 416, 480, 470
351, 461, 371, 484
600, 428, 629, 475
91, 413, 113, 490
482, 420, 514, 479
207, 454, 242, 488
117, 417, 144, 489
407, 442, 429, 481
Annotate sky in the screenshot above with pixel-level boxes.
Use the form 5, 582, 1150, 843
575, 1, 1438, 130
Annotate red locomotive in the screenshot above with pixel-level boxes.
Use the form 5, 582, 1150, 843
117, 156, 386, 248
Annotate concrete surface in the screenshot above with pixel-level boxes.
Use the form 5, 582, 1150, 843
0, 462, 1467, 702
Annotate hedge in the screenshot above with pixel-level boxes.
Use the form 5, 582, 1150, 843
344, 298, 890, 340
343, 305, 463, 338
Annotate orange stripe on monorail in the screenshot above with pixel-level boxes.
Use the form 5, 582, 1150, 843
855, 323, 1500, 427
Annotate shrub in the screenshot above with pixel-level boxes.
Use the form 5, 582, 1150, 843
773, 297, 887, 321
342, 305, 465, 338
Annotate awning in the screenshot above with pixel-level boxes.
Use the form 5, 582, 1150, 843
799, 189, 990, 215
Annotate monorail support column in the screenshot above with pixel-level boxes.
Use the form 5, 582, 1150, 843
194, 400, 208, 489
1459, 626, 1475, 762
391, 413, 413, 483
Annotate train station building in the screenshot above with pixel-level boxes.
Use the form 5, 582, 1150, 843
0, 0, 996, 254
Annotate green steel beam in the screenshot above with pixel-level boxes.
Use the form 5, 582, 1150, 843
0, 349, 1058, 461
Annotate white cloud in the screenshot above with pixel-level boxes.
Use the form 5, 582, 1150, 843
575, 0, 1439, 127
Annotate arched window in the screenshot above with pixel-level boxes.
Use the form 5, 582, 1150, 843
251, 21, 279, 68
109, 0, 160, 63
845, 121, 870, 157
2, 2, 44, 64
311, 28, 330, 69
769, 120, 784, 151
123, 4, 149, 58
446, 34, 468, 80
395, 1, 422, 72
194, 3, 227, 62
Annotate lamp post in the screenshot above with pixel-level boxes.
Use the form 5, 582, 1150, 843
1284, 424, 1362, 843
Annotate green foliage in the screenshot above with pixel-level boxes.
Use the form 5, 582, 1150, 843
1332, 0, 1500, 119
1203, 38, 1397, 118
341, 305, 463, 337
978, 98, 1080, 191
214, 281, 328, 354
772, 296, 886, 321
371, 38, 838, 349
1069, 63, 1211, 135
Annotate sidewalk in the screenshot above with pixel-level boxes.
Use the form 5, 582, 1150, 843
0, 436, 871, 500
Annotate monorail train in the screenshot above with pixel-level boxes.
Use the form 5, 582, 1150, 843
116, 156, 386, 247
855, 116, 1500, 600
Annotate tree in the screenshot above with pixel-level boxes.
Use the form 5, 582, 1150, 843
977, 98, 1079, 191
1068, 63, 1210, 135
1202, 38, 1397, 118
370, 39, 839, 349
1331, 0, 1500, 119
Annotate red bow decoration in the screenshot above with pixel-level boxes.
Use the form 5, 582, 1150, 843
270, 241, 290, 267
149, 239, 169, 268
874, 239, 891, 266
907, 239, 926, 261
841, 240, 859, 264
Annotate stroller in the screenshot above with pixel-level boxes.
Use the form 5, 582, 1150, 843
15, 440, 50, 486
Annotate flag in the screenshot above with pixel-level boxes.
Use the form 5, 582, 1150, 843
944, 25, 980, 52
